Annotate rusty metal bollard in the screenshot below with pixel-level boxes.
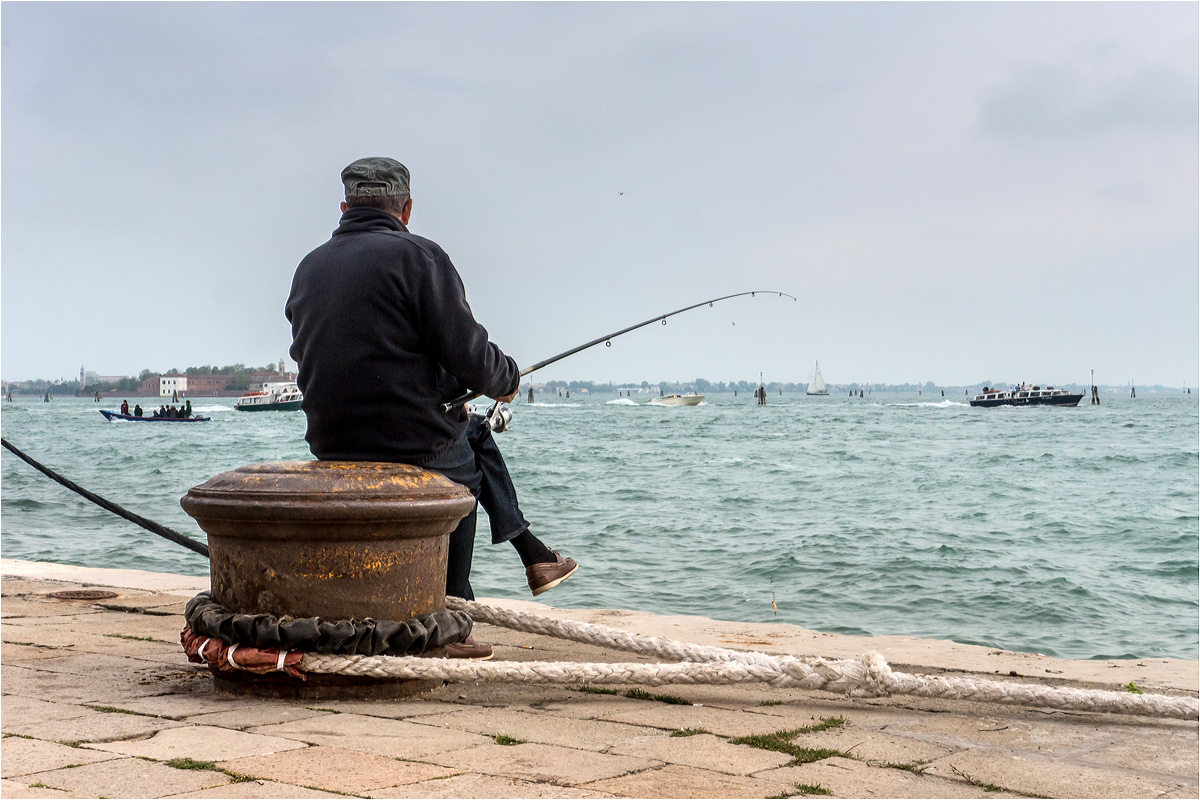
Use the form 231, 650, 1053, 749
182, 461, 475, 700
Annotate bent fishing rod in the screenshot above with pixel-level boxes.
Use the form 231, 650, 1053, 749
441, 290, 797, 412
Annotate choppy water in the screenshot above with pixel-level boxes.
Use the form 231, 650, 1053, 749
2, 393, 1197, 661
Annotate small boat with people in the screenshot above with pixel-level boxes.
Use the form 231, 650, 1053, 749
970, 383, 1084, 408
234, 382, 303, 412
100, 409, 210, 423
647, 394, 704, 406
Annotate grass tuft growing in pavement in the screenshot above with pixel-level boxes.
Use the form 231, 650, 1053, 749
166, 758, 219, 771
103, 633, 170, 643
730, 717, 847, 766
86, 705, 144, 716
573, 686, 619, 695
670, 728, 712, 737
1123, 681, 1143, 694
493, 734, 525, 746
767, 783, 833, 798
305, 707, 342, 714
623, 688, 691, 705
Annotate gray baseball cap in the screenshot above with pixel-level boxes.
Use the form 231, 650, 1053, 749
341, 157, 411, 198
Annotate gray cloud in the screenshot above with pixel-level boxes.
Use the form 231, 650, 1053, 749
977, 55, 1198, 143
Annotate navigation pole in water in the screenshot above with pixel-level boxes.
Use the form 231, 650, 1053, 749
441, 291, 797, 412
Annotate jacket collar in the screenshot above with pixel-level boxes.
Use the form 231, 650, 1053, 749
334, 206, 408, 236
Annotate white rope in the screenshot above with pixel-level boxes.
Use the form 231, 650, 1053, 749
292, 599, 1197, 720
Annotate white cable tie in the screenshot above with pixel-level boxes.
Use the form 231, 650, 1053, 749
276, 649, 288, 671
226, 643, 244, 671
199, 638, 213, 660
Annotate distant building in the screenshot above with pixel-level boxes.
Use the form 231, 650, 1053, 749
185, 375, 236, 394
160, 375, 187, 398
249, 371, 297, 392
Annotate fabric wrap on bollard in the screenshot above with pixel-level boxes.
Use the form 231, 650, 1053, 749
184, 591, 472, 656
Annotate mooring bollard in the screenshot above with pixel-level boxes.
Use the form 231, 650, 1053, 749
181, 461, 475, 700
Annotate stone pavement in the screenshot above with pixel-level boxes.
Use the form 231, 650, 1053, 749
2, 560, 1197, 799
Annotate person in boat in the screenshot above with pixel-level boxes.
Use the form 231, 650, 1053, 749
184, 400, 192, 418
287, 157, 577, 661
120, 400, 130, 415
134, 404, 143, 417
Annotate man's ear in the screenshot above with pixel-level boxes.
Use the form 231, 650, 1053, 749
401, 198, 413, 225
340, 201, 349, 213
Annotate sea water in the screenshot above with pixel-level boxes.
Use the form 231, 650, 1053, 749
2, 393, 1196, 661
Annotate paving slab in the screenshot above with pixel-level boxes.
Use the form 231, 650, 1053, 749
1, 736, 120, 778
414, 706, 665, 751
7, 708, 186, 743
1, 661, 200, 704
608, 732, 792, 775
1, 643, 84, 663
426, 742, 658, 785
85, 724, 309, 762
793, 724, 960, 767
101, 694, 269, 719
246, 713, 492, 759
581, 763, 791, 799
754, 756, 1003, 799
162, 779, 347, 798
24, 757, 230, 799
218, 745, 458, 794
185, 705, 331, 730
923, 747, 1194, 798
581, 698, 806, 737
307, 698, 468, 719
367, 773, 619, 798
0, 778, 83, 798
1, 695, 97, 729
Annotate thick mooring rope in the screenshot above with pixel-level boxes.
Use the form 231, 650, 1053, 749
299, 598, 1198, 721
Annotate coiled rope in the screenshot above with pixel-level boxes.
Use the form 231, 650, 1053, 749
298, 598, 1198, 721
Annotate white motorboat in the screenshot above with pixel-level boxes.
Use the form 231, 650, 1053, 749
806, 361, 829, 396
235, 382, 303, 412
647, 394, 704, 406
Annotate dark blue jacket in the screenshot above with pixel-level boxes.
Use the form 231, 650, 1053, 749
286, 207, 518, 463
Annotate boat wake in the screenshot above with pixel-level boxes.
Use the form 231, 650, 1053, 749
606, 399, 637, 406
895, 400, 970, 408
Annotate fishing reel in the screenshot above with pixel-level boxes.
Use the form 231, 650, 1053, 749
484, 401, 513, 433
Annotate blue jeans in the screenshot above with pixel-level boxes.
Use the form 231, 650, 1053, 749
421, 432, 482, 601
466, 415, 529, 545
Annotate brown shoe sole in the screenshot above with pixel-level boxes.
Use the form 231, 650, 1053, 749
531, 561, 579, 596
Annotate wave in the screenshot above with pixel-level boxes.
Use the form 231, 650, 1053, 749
606, 399, 638, 406
893, 400, 970, 408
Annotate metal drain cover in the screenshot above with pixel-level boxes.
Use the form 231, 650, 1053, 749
47, 590, 118, 601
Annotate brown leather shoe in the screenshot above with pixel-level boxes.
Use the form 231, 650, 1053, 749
526, 551, 578, 596
443, 636, 493, 660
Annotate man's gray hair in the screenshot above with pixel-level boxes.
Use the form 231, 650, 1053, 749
346, 192, 410, 216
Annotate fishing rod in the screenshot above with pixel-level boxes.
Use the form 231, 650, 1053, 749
442, 290, 797, 413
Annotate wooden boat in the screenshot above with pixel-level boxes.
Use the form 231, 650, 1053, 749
100, 409, 211, 422
969, 385, 1084, 408
647, 394, 704, 406
235, 382, 303, 412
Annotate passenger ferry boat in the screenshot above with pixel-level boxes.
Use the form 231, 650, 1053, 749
234, 382, 303, 412
970, 384, 1084, 408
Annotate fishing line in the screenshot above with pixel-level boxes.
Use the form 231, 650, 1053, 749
442, 290, 797, 412
0, 437, 210, 558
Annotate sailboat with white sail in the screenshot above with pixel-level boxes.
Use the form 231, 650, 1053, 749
806, 362, 829, 396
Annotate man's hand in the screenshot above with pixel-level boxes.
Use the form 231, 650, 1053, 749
496, 390, 518, 404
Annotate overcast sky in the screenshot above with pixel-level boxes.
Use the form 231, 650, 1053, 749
3, 3, 1196, 387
